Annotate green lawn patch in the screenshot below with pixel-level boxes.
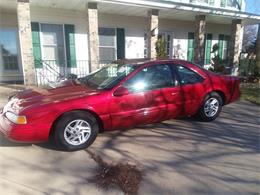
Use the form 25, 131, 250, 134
240, 83, 260, 105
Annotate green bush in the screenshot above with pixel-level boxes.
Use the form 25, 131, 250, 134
156, 37, 167, 58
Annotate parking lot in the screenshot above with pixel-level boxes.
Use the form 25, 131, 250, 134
0, 85, 259, 195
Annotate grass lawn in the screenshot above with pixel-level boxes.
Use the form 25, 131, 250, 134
240, 83, 260, 105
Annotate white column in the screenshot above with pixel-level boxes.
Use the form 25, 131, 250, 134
229, 19, 243, 68
147, 9, 159, 59
87, 2, 100, 72
194, 15, 206, 65
17, 0, 36, 85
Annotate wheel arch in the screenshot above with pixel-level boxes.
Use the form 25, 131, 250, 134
49, 109, 104, 138
212, 90, 226, 105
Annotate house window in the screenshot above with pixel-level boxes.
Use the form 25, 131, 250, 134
32, 22, 76, 68
220, 0, 242, 10
218, 34, 230, 60
190, 0, 215, 6
40, 24, 66, 66
0, 29, 19, 70
99, 28, 116, 64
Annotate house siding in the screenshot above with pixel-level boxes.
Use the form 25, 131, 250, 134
30, 7, 90, 76
0, 6, 241, 83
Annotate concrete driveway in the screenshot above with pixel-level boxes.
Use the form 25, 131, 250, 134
0, 88, 259, 195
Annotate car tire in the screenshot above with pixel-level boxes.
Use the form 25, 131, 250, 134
53, 111, 99, 151
196, 92, 223, 122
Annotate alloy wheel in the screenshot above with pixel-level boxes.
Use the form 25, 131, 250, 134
204, 97, 219, 117
64, 119, 91, 146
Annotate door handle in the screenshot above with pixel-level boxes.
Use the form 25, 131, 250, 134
171, 92, 178, 96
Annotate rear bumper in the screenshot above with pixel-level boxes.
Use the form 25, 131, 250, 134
0, 109, 48, 143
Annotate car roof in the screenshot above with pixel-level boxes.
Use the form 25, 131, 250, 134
112, 58, 190, 66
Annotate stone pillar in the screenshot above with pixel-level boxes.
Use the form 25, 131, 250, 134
17, 0, 36, 86
87, 2, 100, 72
256, 24, 260, 72
194, 15, 206, 65
147, 9, 159, 59
229, 19, 242, 68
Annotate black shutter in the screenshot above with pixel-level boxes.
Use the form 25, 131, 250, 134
116, 28, 125, 59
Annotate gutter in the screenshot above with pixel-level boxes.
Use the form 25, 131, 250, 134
95, 0, 260, 21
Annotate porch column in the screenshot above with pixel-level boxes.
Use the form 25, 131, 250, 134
256, 24, 260, 71
194, 15, 206, 65
147, 9, 159, 59
17, 0, 36, 85
229, 19, 243, 68
87, 2, 100, 72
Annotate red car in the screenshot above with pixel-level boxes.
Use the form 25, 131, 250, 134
0, 59, 240, 150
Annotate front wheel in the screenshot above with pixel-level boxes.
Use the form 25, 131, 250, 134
196, 92, 223, 122
53, 111, 99, 151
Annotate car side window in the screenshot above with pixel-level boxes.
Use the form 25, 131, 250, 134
176, 65, 204, 85
123, 64, 175, 93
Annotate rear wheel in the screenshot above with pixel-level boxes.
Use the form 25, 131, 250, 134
53, 111, 99, 151
196, 92, 222, 122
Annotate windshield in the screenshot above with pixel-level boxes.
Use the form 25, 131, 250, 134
78, 63, 139, 89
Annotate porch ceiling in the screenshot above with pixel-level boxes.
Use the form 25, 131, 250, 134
0, 0, 259, 25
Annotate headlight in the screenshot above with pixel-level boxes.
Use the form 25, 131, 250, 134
5, 112, 27, 124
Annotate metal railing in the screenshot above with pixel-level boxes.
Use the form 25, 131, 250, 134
35, 59, 114, 86
35, 60, 90, 86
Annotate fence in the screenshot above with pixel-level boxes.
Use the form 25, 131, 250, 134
35, 60, 113, 86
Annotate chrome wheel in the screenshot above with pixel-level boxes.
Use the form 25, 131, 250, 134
204, 97, 219, 117
64, 119, 91, 146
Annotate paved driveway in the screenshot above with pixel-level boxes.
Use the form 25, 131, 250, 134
0, 95, 259, 194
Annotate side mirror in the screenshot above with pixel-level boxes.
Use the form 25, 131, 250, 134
113, 86, 129, 97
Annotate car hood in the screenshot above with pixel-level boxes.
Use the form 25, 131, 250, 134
12, 80, 101, 110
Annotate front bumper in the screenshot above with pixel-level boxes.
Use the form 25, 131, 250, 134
0, 108, 48, 143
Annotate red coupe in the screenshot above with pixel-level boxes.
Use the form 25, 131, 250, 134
0, 59, 240, 150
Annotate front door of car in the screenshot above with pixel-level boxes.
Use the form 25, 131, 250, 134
109, 64, 178, 130
175, 65, 205, 116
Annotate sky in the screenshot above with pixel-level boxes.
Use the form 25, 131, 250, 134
245, 0, 260, 14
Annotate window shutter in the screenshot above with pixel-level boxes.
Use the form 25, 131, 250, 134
64, 24, 76, 68
205, 33, 212, 65
225, 35, 230, 59
187, 32, 195, 62
31, 22, 42, 68
220, 0, 226, 7
116, 28, 125, 59
218, 34, 224, 59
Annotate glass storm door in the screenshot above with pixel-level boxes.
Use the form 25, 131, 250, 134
158, 32, 173, 58
40, 24, 65, 67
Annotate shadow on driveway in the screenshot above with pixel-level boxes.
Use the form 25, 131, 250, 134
0, 100, 259, 194
88, 100, 260, 194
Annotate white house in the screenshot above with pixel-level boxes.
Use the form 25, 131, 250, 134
0, 0, 259, 85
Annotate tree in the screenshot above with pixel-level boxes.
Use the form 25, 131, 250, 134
242, 25, 257, 53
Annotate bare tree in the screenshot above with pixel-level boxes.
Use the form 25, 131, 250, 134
242, 25, 257, 53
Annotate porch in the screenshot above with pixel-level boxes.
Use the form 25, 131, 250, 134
0, 0, 259, 86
